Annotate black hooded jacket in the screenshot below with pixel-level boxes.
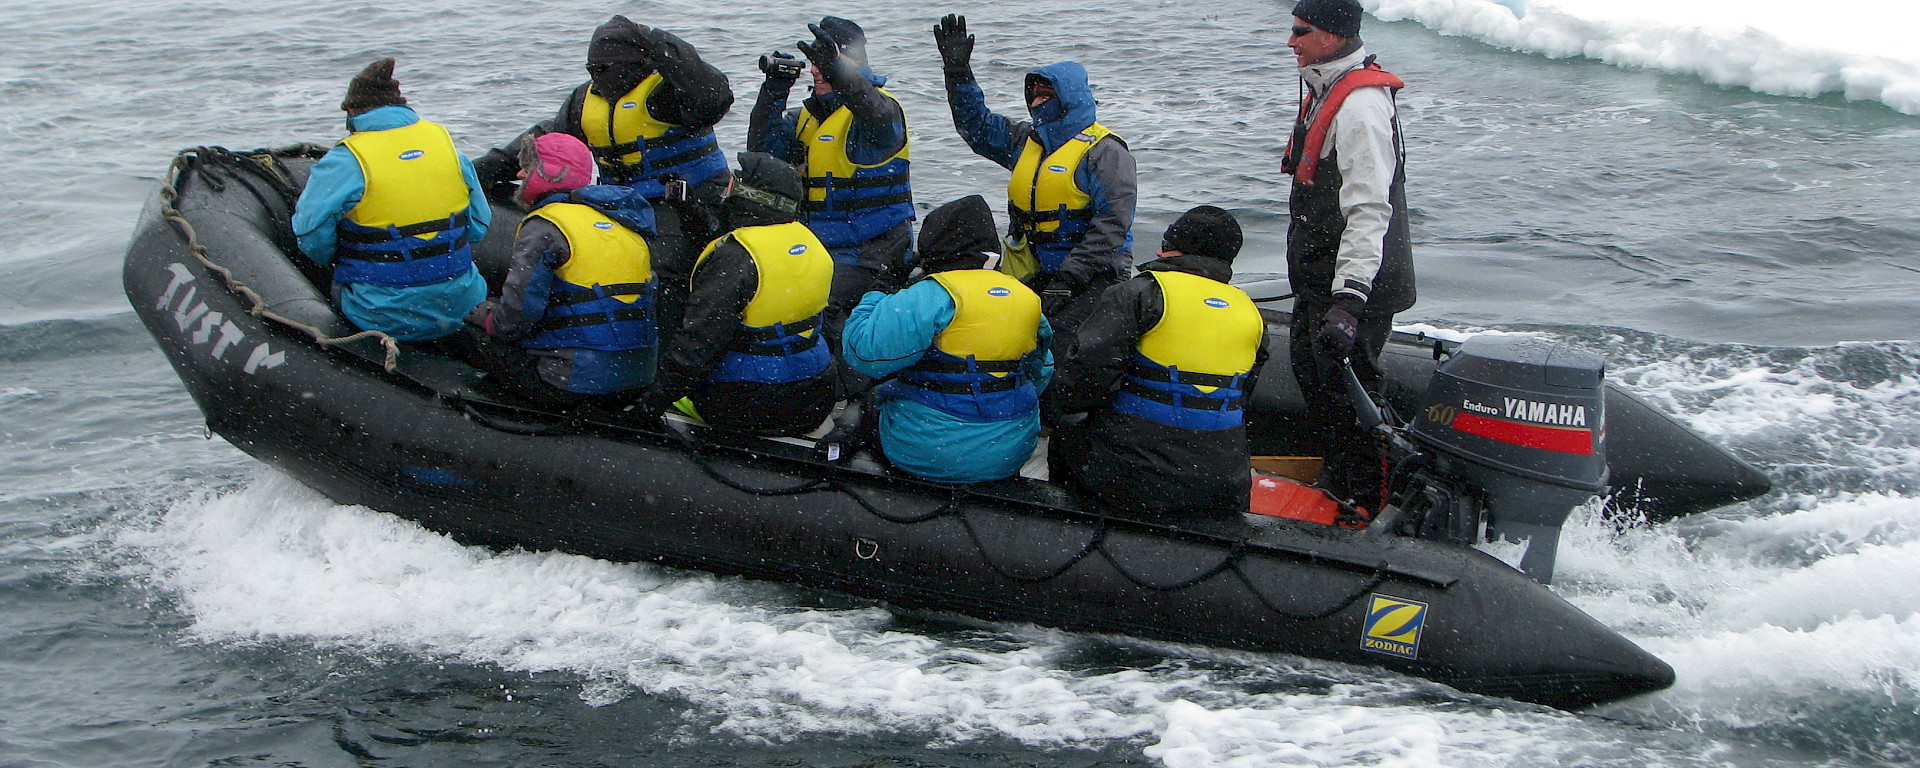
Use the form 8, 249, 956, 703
648, 192, 837, 435
1047, 255, 1269, 518
474, 25, 735, 202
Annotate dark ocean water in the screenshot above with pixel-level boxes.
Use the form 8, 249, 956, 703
4, 0, 1919, 766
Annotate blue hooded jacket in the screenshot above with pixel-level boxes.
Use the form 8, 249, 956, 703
293, 105, 493, 341
945, 61, 1136, 283
843, 281, 1054, 484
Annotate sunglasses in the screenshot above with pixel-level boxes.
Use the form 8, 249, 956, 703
1290, 25, 1318, 37
585, 62, 612, 74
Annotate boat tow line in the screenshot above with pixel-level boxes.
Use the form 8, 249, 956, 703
160, 146, 405, 373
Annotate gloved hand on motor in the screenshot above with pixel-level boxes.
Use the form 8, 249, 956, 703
1315, 297, 1364, 360
796, 23, 844, 78
758, 50, 802, 82
932, 14, 974, 81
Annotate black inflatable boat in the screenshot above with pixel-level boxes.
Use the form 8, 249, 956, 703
123, 146, 1768, 709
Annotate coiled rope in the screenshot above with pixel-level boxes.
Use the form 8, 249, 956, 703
157, 146, 403, 372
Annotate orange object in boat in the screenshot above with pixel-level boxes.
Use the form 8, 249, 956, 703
1249, 474, 1343, 525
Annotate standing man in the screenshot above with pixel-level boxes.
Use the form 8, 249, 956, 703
1047, 207, 1266, 519
461, 133, 659, 409
294, 58, 492, 345
473, 16, 734, 340
842, 195, 1052, 485
1282, 0, 1416, 512
932, 14, 1136, 336
748, 17, 914, 344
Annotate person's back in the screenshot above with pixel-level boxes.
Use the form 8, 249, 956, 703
292, 58, 491, 343
1048, 206, 1265, 518
461, 133, 658, 408
843, 195, 1053, 484
646, 153, 838, 436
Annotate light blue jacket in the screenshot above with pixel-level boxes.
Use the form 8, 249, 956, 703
843, 281, 1053, 484
293, 105, 492, 341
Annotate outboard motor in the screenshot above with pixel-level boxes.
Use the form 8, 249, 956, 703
1401, 336, 1608, 583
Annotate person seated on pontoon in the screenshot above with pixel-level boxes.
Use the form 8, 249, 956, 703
643, 153, 838, 436
841, 195, 1053, 484
460, 133, 658, 410
292, 57, 492, 345
1046, 206, 1268, 518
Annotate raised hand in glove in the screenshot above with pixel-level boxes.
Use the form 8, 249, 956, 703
1315, 300, 1362, 360
758, 50, 802, 81
796, 23, 844, 78
932, 14, 974, 76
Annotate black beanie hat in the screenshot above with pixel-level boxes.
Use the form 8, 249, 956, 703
918, 195, 1001, 272
816, 16, 868, 63
340, 57, 406, 113
1161, 205, 1243, 262
734, 152, 804, 204
1292, 0, 1363, 38
588, 16, 649, 63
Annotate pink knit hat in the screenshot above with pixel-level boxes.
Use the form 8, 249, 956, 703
517, 132, 595, 204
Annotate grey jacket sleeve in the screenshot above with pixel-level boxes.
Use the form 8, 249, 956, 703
491, 217, 569, 342
1065, 136, 1138, 283
1326, 86, 1397, 305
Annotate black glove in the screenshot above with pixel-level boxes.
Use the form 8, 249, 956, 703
758, 50, 802, 81
1315, 301, 1362, 360
796, 24, 842, 78
1038, 273, 1075, 316
932, 14, 974, 77
813, 400, 866, 462
464, 300, 499, 333
1057, 258, 1107, 294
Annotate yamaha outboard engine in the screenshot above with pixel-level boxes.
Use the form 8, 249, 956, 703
1401, 336, 1608, 583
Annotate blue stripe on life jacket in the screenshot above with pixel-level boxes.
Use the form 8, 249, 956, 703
708, 315, 832, 384
523, 279, 658, 352
333, 213, 473, 287
881, 348, 1038, 423
1111, 352, 1248, 430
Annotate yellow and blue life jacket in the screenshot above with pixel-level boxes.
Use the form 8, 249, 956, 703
335, 119, 475, 287
1007, 123, 1114, 274
520, 201, 656, 353
695, 222, 834, 384
1113, 271, 1262, 430
579, 74, 728, 198
884, 270, 1043, 422
795, 91, 913, 254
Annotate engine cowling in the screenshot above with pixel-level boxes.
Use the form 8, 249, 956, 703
1405, 335, 1608, 583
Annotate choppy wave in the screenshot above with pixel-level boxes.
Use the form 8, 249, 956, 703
115, 474, 1731, 765
1367, 0, 1920, 114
